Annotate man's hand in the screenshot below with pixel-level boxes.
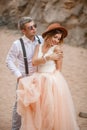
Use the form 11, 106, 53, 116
17, 76, 23, 83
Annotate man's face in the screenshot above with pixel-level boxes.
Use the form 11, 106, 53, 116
22, 21, 37, 38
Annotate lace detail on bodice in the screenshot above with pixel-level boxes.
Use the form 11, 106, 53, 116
37, 44, 56, 72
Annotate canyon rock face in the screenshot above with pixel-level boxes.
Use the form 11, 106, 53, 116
0, 0, 87, 48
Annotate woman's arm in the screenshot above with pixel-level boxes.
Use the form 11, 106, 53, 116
54, 45, 63, 71
32, 45, 63, 66
55, 58, 63, 71
32, 45, 46, 66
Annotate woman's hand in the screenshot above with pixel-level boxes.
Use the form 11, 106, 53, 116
46, 51, 63, 61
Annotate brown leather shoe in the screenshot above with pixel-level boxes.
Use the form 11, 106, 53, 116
79, 112, 87, 118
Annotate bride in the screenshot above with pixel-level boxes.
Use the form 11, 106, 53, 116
17, 23, 80, 130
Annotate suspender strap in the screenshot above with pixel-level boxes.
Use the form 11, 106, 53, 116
36, 35, 41, 44
20, 38, 29, 75
20, 36, 41, 74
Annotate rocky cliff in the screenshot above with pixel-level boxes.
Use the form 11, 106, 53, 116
0, 0, 87, 48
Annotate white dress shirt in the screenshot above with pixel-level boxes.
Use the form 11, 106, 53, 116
6, 35, 43, 78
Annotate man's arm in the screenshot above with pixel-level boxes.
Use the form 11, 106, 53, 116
6, 41, 22, 78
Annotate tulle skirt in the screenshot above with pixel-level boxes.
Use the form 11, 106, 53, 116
17, 70, 79, 130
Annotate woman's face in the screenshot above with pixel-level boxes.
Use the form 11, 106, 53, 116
50, 33, 62, 46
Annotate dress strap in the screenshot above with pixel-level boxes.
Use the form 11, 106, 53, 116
39, 44, 43, 52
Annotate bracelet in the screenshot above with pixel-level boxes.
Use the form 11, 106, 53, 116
42, 55, 47, 62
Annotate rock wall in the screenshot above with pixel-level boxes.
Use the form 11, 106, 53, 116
0, 0, 87, 48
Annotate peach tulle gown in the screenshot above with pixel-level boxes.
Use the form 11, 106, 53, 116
17, 44, 79, 130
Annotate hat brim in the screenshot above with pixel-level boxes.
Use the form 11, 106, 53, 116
42, 27, 68, 38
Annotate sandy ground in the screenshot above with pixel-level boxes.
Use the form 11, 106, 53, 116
0, 27, 87, 130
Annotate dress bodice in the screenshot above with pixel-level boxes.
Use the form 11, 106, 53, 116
37, 44, 56, 72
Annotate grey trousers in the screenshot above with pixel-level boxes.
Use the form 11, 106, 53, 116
12, 83, 21, 130
12, 101, 21, 130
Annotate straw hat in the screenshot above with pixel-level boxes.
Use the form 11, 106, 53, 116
42, 23, 68, 38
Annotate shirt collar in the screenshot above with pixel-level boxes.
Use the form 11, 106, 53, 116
22, 35, 37, 44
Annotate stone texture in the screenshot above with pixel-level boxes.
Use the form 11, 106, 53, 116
0, 0, 87, 48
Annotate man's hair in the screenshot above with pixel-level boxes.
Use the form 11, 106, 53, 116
18, 17, 33, 30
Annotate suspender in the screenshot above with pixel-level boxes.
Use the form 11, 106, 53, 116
36, 35, 41, 44
20, 38, 29, 75
20, 36, 41, 75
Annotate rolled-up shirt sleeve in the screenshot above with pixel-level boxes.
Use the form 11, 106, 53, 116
6, 41, 22, 78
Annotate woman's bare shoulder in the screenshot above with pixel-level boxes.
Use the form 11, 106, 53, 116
54, 45, 63, 52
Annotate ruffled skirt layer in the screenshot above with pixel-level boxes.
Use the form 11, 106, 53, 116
17, 70, 79, 130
